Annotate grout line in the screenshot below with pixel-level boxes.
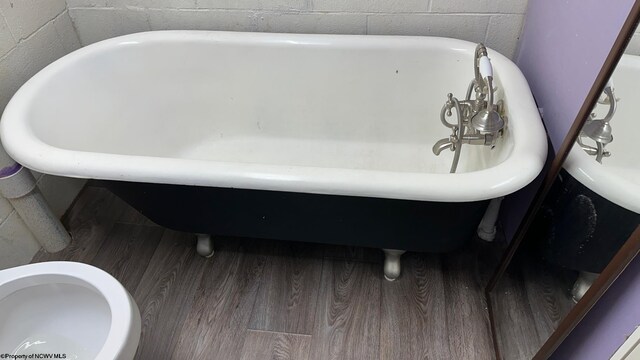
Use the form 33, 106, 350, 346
17, 8, 67, 42
0, 209, 17, 228
51, 10, 70, 51
66, 6, 525, 16
365, 14, 369, 35
66, 8, 83, 47
0, 9, 67, 63
0, 10, 16, 43
484, 15, 491, 44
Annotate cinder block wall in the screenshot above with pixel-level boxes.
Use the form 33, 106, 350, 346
0, 0, 86, 269
66, 0, 528, 58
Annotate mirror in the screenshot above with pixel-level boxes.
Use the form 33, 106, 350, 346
489, 14, 640, 360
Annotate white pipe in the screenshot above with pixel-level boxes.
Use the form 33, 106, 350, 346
477, 197, 504, 242
0, 165, 70, 252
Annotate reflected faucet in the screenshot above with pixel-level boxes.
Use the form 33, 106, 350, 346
578, 82, 617, 163
432, 44, 507, 173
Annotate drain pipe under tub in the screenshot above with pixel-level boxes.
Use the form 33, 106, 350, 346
0, 162, 71, 252
477, 197, 505, 241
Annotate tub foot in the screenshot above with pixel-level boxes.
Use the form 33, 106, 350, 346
477, 197, 504, 242
196, 234, 214, 258
571, 271, 599, 303
382, 249, 406, 281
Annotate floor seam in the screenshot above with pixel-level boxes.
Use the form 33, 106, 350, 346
245, 328, 313, 337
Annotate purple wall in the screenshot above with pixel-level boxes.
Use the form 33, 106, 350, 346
551, 254, 640, 359
516, 0, 634, 150
500, 0, 633, 245
502, 0, 639, 357
499, 0, 634, 241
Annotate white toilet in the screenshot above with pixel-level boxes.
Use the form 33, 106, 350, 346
0, 261, 141, 360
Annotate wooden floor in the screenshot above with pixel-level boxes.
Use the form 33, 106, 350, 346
33, 185, 498, 360
491, 256, 575, 360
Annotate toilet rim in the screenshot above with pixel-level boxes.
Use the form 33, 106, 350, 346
0, 261, 136, 359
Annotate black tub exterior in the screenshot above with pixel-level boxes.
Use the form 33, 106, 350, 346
533, 169, 640, 273
105, 181, 489, 252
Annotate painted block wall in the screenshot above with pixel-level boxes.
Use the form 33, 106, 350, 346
0, 0, 86, 269
517, 0, 633, 151
499, 0, 634, 245
551, 253, 640, 360
551, 10, 640, 360
507, 1, 639, 358
66, 0, 528, 59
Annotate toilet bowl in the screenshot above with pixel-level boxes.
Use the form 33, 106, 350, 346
0, 261, 141, 360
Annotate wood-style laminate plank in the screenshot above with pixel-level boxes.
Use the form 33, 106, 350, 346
171, 246, 267, 360
521, 259, 575, 344
240, 330, 311, 360
249, 242, 323, 335
90, 223, 163, 292
309, 259, 381, 360
491, 268, 543, 360
133, 230, 207, 360
442, 250, 495, 360
380, 253, 450, 360
32, 187, 528, 360
31, 187, 129, 263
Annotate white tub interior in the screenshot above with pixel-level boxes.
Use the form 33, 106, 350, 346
27, 36, 513, 175
2, 32, 546, 201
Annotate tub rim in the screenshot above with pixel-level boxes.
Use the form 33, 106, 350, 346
0, 30, 548, 202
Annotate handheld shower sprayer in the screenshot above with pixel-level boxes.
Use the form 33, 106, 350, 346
470, 56, 506, 139
431, 44, 508, 173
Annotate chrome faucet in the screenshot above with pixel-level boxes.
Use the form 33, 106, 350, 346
578, 82, 617, 163
432, 44, 507, 173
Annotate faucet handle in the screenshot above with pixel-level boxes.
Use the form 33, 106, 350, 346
474, 43, 488, 88
479, 56, 493, 79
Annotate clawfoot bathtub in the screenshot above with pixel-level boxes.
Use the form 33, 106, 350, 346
0, 31, 547, 280
538, 54, 639, 300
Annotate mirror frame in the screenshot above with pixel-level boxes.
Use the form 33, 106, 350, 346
485, 2, 640, 359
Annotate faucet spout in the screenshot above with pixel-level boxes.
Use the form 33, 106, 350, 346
432, 138, 455, 155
